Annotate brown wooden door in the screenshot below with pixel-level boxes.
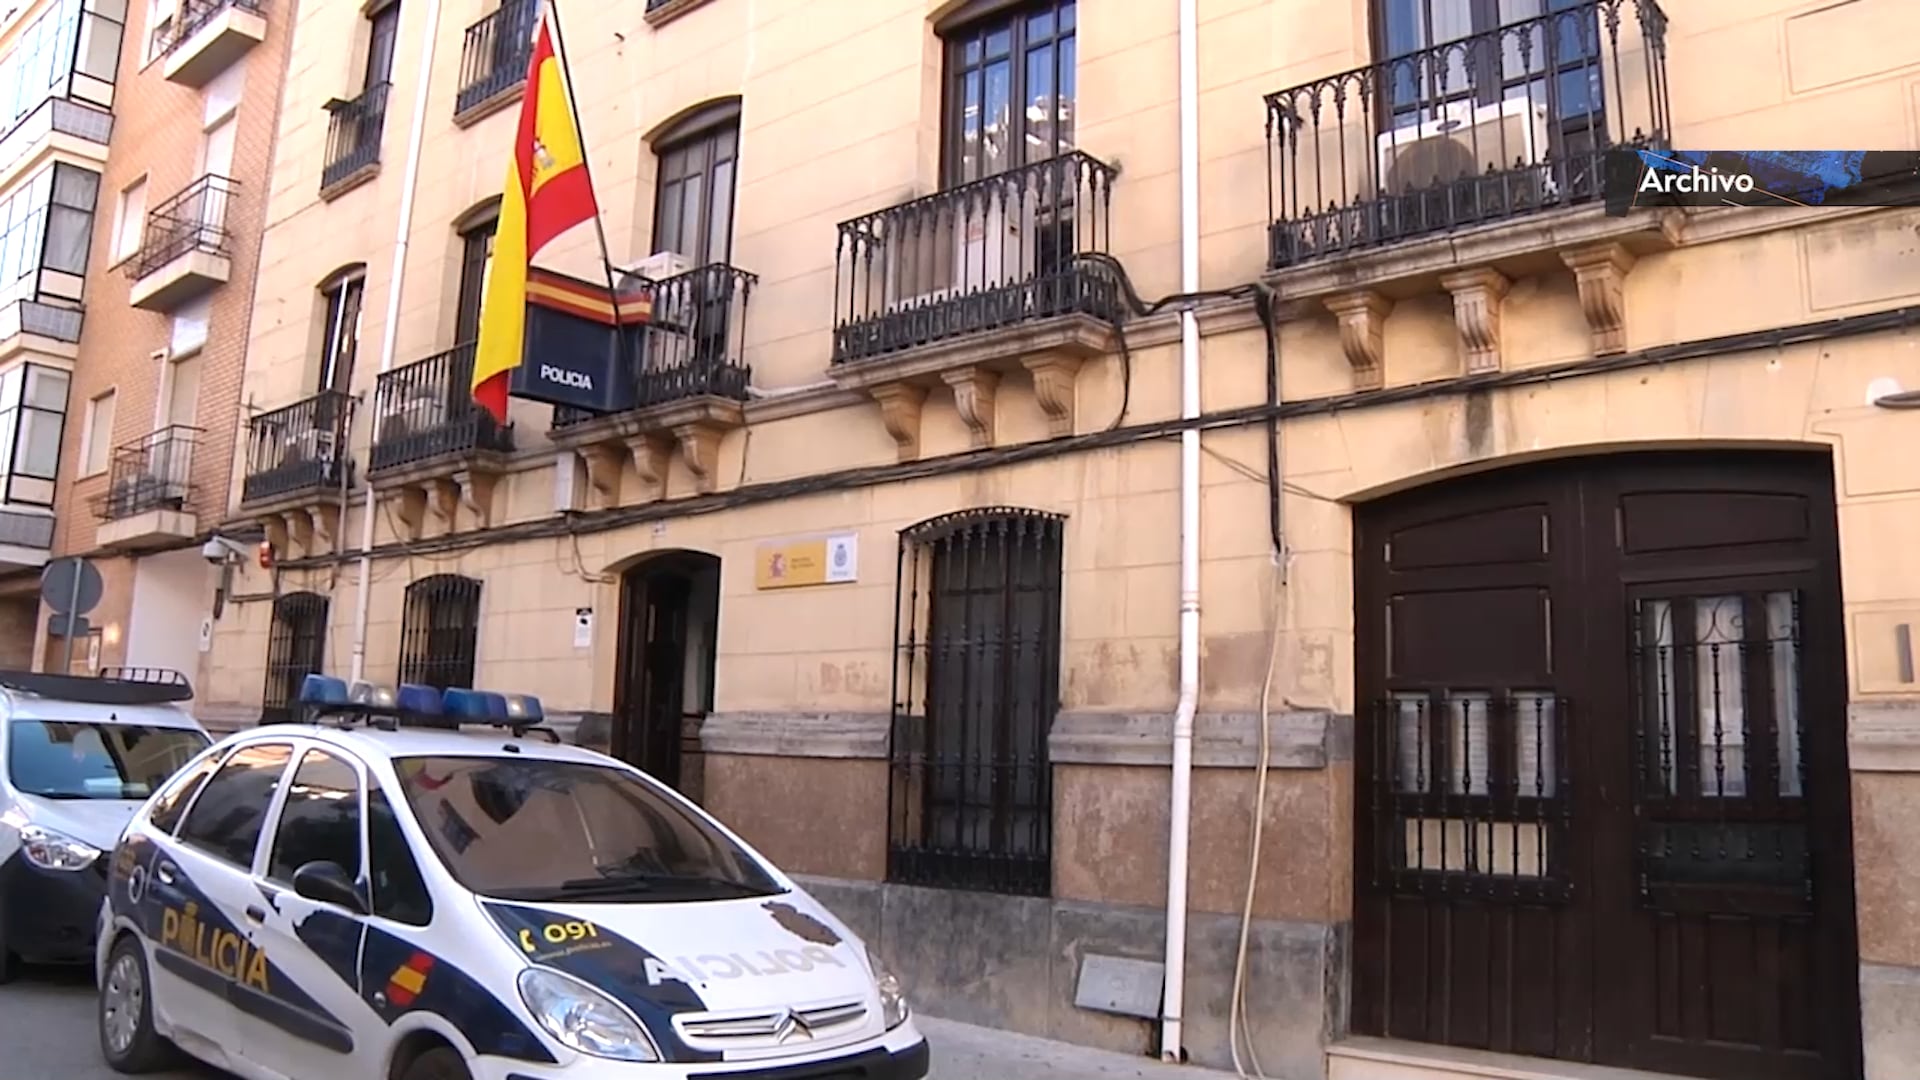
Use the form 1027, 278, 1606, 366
614, 566, 690, 789
1351, 450, 1863, 1080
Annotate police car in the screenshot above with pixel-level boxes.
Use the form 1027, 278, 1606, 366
95, 673, 930, 1080
0, 667, 211, 982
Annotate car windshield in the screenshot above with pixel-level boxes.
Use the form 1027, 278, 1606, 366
393, 755, 786, 903
6, 720, 210, 800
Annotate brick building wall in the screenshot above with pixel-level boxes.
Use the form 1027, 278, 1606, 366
39, 0, 296, 672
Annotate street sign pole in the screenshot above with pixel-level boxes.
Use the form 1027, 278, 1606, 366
59, 566, 80, 673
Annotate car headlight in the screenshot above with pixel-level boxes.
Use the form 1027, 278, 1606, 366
516, 966, 660, 1062
19, 824, 101, 872
867, 944, 910, 1030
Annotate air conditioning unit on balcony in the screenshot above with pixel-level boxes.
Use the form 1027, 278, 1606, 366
885, 196, 1037, 309
1375, 95, 1558, 202
622, 250, 696, 283
376, 383, 445, 442
281, 425, 338, 469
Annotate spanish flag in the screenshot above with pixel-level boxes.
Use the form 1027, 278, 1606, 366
469, 2, 604, 424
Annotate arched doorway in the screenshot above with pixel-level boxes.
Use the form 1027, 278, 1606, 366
1349, 449, 1863, 1080
613, 550, 719, 796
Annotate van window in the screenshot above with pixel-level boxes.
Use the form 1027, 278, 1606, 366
5, 720, 209, 801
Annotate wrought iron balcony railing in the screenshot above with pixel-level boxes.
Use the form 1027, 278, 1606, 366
322, 81, 391, 191
126, 175, 236, 280
164, 0, 265, 51
552, 262, 756, 429
371, 341, 516, 472
241, 390, 355, 504
1264, 0, 1671, 269
832, 152, 1120, 365
93, 426, 199, 521
455, 0, 536, 118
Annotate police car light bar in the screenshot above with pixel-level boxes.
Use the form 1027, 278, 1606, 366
293, 674, 550, 738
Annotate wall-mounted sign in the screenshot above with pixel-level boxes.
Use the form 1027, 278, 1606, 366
509, 268, 652, 413
573, 607, 594, 649
755, 532, 859, 590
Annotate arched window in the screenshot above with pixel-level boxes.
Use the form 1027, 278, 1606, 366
262, 592, 330, 722
887, 507, 1065, 897
397, 574, 482, 691
648, 97, 741, 267
316, 265, 367, 395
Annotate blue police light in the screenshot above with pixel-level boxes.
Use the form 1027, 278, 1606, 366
395, 683, 443, 715
297, 674, 350, 704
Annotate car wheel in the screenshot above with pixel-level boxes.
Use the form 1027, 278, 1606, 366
400, 1046, 473, 1080
98, 936, 176, 1073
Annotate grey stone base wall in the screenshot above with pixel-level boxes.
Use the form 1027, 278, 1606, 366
794, 873, 1344, 1079
1862, 962, 1920, 1080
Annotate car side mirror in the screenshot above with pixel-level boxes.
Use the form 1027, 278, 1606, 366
291, 860, 368, 915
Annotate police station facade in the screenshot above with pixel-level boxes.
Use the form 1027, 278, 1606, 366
201, 0, 1920, 1077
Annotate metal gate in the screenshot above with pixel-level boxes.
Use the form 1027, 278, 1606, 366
262, 592, 329, 721
1351, 451, 1862, 1080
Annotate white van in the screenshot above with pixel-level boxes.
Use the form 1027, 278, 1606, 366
0, 667, 211, 981
95, 673, 928, 1080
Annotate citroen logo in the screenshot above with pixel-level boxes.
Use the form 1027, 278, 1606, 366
770, 1009, 814, 1044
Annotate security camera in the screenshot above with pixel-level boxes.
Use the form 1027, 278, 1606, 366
202, 536, 251, 563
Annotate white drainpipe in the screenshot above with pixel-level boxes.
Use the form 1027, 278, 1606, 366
346, 0, 444, 684
1160, 0, 1202, 1061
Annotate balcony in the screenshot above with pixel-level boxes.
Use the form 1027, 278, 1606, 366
368, 342, 515, 536
127, 175, 236, 311
0, 507, 54, 570
454, 0, 535, 124
829, 151, 1122, 460
0, 98, 114, 192
1264, 0, 1671, 272
0, 300, 83, 366
549, 263, 755, 507
93, 426, 200, 551
241, 390, 354, 553
1262, 0, 1676, 391
320, 82, 390, 197
162, 0, 267, 88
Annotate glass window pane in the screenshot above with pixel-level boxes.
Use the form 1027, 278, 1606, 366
25, 365, 68, 410
367, 783, 433, 925
178, 744, 294, 868
706, 157, 734, 264
268, 749, 364, 883
982, 60, 1011, 178
17, 408, 62, 478
655, 178, 683, 256
1057, 36, 1075, 151
0, 410, 17, 476
149, 754, 220, 835
44, 206, 91, 275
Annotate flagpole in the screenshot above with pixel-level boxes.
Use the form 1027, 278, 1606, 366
346, 0, 446, 685
541, 0, 627, 315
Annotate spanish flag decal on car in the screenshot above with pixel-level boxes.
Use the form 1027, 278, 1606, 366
386, 951, 435, 1008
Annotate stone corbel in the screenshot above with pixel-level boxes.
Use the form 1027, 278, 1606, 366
310, 503, 341, 548
257, 515, 288, 556
282, 508, 315, 555
578, 442, 627, 509
1560, 241, 1638, 355
941, 366, 1000, 449
673, 423, 726, 494
1324, 290, 1393, 392
457, 468, 501, 529
871, 383, 929, 462
427, 477, 461, 527
625, 432, 673, 502
1022, 353, 1083, 437
1439, 267, 1511, 375
383, 486, 427, 541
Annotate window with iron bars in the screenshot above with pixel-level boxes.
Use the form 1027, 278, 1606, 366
397, 574, 481, 691
887, 508, 1064, 897
262, 592, 329, 722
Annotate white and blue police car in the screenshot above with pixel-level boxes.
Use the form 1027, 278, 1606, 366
0, 667, 210, 982
95, 673, 928, 1080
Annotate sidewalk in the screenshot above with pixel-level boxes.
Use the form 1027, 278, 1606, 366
920, 1016, 1245, 1080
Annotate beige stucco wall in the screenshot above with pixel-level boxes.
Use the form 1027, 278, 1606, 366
207, 0, 1920, 1070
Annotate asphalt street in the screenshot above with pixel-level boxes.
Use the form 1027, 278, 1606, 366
0, 964, 1241, 1080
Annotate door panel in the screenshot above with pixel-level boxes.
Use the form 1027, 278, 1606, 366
615, 567, 690, 788
1353, 451, 1862, 1080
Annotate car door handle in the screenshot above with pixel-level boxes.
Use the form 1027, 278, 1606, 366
244, 905, 266, 924
155, 863, 176, 885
